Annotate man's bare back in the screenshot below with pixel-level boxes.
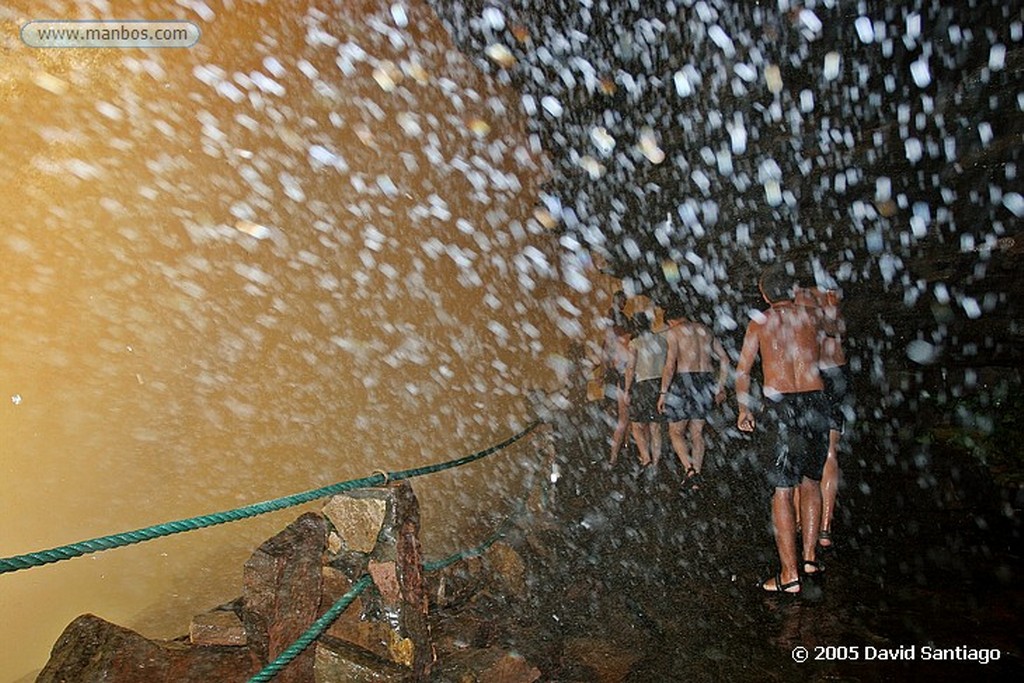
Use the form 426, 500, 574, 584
658, 315, 729, 415
664, 321, 721, 373
736, 300, 823, 431
796, 286, 847, 369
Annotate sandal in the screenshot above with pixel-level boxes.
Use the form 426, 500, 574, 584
818, 529, 833, 548
801, 560, 825, 576
683, 466, 701, 491
760, 573, 801, 594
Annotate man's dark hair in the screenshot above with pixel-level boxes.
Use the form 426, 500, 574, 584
759, 267, 797, 303
663, 302, 687, 322
632, 312, 651, 333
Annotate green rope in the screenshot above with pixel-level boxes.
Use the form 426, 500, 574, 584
247, 574, 373, 683
247, 510, 521, 683
0, 421, 540, 575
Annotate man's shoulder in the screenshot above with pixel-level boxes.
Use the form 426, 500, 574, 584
744, 309, 769, 332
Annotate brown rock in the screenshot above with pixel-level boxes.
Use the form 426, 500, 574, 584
368, 560, 402, 604
426, 555, 486, 609
37, 614, 260, 683
189, 609, 247, 646
318, 483, 432, 678
562, 637, 641, 683
436, 647, 541, 683
390, 482, 432, 679
242, 511, 328, 683
322, 564, 418, 668
322, 492, 389, 554
484, 542, 528, 599
313, 640, 409, 683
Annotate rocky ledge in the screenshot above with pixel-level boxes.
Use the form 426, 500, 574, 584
36, 478, 550, 683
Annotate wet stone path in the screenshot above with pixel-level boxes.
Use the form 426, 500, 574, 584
434, 407, 1023, 681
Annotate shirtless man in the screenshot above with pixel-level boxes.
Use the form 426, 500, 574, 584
605, 323, 633, 466
795, 285, 851, 549
656, 303, 729, 489
736, 269, 829, 594
624, 312, 667, 468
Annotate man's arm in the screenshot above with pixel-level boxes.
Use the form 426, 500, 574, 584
735, 322, 761, 431
657, 331, 678, 414
623, 342, 638, 402
821, 290, 845, 338
710, 335, 730, 404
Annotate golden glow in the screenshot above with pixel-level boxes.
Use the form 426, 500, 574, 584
0, 2, 603, 680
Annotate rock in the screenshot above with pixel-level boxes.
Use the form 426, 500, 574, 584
388, 482, 432, 679
39, 484, 440, 683
322, 493, 389, 554
426, 555, 486, 609
561, 638, 641, 683
368, 560, 402, 603
483, 542, 528, 600
313, 639, 409, 683
36, 614, 260, 683
189, 609, 247, 646
320, 483, 432, 678
242, 511, 328, 683
433, 647, 541, 683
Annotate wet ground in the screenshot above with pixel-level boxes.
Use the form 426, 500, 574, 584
435, 404, 1023, 681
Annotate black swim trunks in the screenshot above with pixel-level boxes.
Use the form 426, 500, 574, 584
629, 378, 665, 422
820, 364, 853, 432
663, 372, 716, 422
761, 391, 830, 488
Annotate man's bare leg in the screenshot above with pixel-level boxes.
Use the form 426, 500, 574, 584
631, 422, 652, 466
819, 430, 841, 546
609, 390, 629, 465
766, 487, 801, 592
793, 486, 802, 531
650, 423, 662, 468
799, 477, 823, 573
688, 419, 707, 473
668, 420, 692, 472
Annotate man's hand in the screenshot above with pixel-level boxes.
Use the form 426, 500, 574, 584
657, 393, 666, 414
737, 407, 755, 432
714, 385, 726, 405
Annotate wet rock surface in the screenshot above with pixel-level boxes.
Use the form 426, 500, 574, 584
36, 614, 261, 683
37, 397, 1022, 682
467, 400, 1023, 682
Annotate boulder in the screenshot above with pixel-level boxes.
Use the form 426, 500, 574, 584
482, 542, 528, 600
241, 511, 328, 683
432, 647, 541, 683
38, 484, 439, 683
189, 608, 247, 646
36, 614, 260, 683
313, 639, 410, 683
319, 483, 431, 678
561, 637, 641, 683
322, 494, 389, 554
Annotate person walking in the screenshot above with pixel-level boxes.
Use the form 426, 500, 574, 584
623, 311, 668, 469
656, 303, 730, 491
736, 268, 829, 594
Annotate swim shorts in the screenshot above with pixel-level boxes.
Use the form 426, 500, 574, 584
761, 391, 830, 488
629, 378, 665, 422
820, 364, 853, 432
662, 372, 716, 422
